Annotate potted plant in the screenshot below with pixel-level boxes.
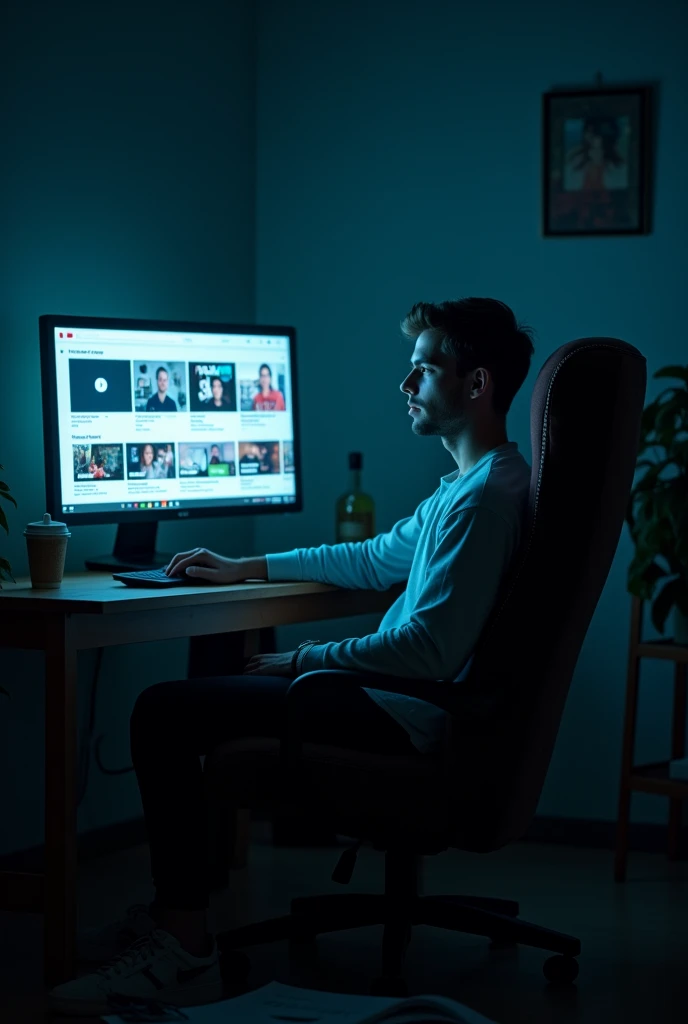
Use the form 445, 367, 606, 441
1, 463, 17, 699
626, 365, 688, 644
0, 463, 16, 588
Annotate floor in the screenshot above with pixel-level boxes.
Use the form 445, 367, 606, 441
1, 825, 687, 1023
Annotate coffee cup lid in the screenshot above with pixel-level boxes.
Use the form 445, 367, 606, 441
24, 513, 71, 537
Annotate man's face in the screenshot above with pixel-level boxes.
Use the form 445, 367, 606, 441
212, 379, 223, 399
399, 329, 472, 438
211, 445, 220, 457
260, 368, 271, 388
157, 370, 169, 393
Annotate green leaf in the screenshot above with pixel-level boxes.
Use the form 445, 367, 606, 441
0, 504, 8, 535
0, 555, 14, 584
628, 556, 669, 600
651, 577, 688, 634
640, 400, 660, 437
631, 459, 674, 492
0, 490, 17, 508
656, 394, 688, 427
654, 366, 688, 385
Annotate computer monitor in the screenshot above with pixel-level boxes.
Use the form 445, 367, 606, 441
39, 314, 302, 570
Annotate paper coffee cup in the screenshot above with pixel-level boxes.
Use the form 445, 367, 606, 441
24, 513, 71, 589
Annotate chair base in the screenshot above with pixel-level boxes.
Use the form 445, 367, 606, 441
217, 889, 581, 988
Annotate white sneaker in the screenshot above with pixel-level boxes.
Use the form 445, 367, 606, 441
48, 929, 224, 1017
78, 903, 157, 963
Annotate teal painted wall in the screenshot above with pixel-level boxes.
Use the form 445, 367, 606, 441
2, 0, 686, 859
254, 0, 688, 825
0, 0, 257, 854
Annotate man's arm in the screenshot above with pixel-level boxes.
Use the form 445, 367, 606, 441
240, 555, 268, 578
266, 492, 436, 591
297, 507, 517, 679
164, 489, 434, 589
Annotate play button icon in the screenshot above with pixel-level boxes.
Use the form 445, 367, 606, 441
94, 377, 108, 393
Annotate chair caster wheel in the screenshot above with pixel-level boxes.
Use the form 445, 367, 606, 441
371, 977, 408, 997
543, 955, 579, 984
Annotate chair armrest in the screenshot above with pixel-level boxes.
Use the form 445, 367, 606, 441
286, 669, 460, 714
280, 669, 458, 772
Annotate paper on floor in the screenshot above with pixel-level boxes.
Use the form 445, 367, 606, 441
102, 979, 498, 1024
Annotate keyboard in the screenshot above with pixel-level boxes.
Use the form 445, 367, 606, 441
112, 568, 203, 588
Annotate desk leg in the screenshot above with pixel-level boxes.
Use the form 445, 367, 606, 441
668, 662, 687, 861
44, 615, 78, 988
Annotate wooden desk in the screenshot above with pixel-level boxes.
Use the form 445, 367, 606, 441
0, 573, 400, 986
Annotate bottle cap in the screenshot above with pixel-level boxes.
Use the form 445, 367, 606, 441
24, 513, 71, 537
349, 452, 362, 470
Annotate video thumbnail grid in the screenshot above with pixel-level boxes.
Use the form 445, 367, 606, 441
71, 440, 293, 483
68, 358, 288, 415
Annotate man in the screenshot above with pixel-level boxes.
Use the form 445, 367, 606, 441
155, 445, 174, 478
252, 363, 286, 411
49, 298, 534, 1015
145, 367, 178, 412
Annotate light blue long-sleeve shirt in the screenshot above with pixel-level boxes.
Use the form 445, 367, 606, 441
266, 442, 531, 753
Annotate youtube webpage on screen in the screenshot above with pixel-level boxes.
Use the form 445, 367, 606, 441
52, 326, 297, 514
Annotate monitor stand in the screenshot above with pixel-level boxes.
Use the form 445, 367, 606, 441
85, 522, 174, 572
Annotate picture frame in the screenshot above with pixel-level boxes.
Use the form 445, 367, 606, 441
542, 86, 652, 236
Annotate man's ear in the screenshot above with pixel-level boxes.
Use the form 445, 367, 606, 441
470, 367, 489, 397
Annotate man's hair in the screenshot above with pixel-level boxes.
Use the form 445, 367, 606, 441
156, 366, 168, 379
210, 376, 223, 387
259, 363, 272, 376
401, 298, 535, 416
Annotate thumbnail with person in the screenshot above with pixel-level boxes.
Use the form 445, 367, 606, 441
126, 442, 176, 479
73, 443, 124, 481
283, 439, 295, 473
69, 359, 133, 413
133, 361, 187, 412
238, 441, 281, 476
189, 362, 237, 412
179, 442, 237, 478
238, 363, 287, 412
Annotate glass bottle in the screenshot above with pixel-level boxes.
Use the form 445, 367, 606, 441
335, 452, 375, 543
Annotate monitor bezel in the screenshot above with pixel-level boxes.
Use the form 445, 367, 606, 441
39, 313, 303, 527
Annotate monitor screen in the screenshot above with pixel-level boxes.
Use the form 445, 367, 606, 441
39, 315, 302, 525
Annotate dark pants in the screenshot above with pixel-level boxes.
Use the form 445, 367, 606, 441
130, 674, 419, 911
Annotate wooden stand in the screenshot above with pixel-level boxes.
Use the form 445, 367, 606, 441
615, 596, 688, 881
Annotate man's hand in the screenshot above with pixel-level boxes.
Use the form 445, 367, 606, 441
165, 548, 267, 584
243, 652, 296, 678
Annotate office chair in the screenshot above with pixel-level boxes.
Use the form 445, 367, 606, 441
206, 337, 646, 994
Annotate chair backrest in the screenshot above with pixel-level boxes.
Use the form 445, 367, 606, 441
449, 338, 646, 852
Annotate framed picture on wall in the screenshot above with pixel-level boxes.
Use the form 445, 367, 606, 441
542, 86, 652, 236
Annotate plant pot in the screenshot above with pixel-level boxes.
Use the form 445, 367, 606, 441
673, 606, 688, 646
